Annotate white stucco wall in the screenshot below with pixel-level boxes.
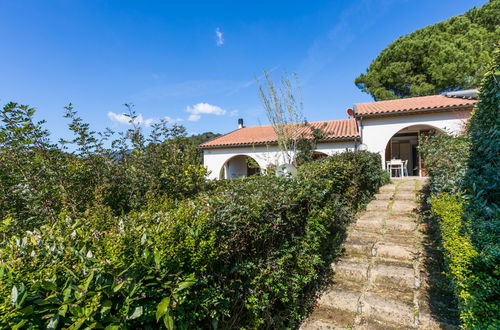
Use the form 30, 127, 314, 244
203, 109, 471, 179
361, 110, 469, 162
203, 141, 356, 180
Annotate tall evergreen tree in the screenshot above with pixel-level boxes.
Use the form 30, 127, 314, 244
355, 0, 499, 100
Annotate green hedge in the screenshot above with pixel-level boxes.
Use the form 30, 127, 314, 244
421, 48, 499, 329
0, 151, 387, 329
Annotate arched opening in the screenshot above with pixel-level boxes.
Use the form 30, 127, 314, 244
219, 155, 261, 179
384, 124, 444, 177
312, 151, 328, 160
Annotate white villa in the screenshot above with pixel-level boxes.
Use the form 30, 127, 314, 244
200, 90, 477, 179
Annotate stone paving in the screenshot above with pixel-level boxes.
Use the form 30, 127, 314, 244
300, 178, 458, 330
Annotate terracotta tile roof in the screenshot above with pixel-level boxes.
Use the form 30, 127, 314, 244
200, 119, 359, 148
354, 94, 476, 116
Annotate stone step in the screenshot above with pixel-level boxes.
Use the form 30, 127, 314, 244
300, 181, 441, 329
366, 200, 390, 211
299, 319, 346, 330
343, 239, 375, 257
370, 263, 416, 292
379, 184, 397, 193
317, 288, 362, 312
375, 242, 416, 261
355, 219, 383, 232
383, 232, 416, 246
393, 191, 417, 200
397, 185, 416, 192
346, 229, 379, 242
384, 214, 416, 222
390, 200, 417, 213
374, 192, 393, 200
385, 220, 417, 232
360, 292, 416, 328
357, 211, 387, 222
332, 259, 369, 284
302, 288, 362, 328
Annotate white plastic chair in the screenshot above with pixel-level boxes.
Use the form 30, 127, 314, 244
387, 159, 403, 177
403, 160, 409, 177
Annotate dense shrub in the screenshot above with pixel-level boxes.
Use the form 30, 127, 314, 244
0, 152, 387, 329
419, 133, 470, 194
0, 103, 206, 234
420, 48, 499, 329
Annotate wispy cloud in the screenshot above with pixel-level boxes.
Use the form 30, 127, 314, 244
186, 103, 227, 122
215, 27, 224, 46
163, 116, 184, 123
108, 112, 182, 126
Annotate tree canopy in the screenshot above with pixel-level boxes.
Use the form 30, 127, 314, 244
355, 0, 500, 100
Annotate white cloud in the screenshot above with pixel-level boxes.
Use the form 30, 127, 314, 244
163, 116, 183, 123
108, 112, 182, 126
188, 114, 201, 122
186, 103, 227, 122
215, 27, 224, 46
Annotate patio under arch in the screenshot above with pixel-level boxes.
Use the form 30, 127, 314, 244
219, 155, 261, 179
384, 124, 444, 177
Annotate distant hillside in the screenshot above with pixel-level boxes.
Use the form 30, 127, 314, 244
355, 0, 500, 100
189, 132, 222, 146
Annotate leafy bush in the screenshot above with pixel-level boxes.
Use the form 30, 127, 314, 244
0, 152, 387, 329
0, 103, 207, 234
419, 133, 470, 194
421, 48, 499, 329
465, 47, 500, 250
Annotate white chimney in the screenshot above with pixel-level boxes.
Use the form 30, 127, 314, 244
238, 118, 244, 129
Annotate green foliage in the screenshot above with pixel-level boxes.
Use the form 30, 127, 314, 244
465, 46, 500, 229
0, 147, 387, 328
188, 131, 222, 146
295, 122, 327, 165
460, 48, 500, 329
418, 133, 470, 194
0, 103, 207, 233
420, 48, 499, 329
430, 193, 499, 329
0, 202, 216, 329
355, 0, 499, 100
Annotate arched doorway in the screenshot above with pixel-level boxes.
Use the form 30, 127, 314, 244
384, 125, 444, 176
219, 155, 261, 179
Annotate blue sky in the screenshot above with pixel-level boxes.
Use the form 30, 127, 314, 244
0, 0, 487, 140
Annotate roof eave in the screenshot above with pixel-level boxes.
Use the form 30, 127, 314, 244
199, 136, 360, 150
353, 104, 474, 118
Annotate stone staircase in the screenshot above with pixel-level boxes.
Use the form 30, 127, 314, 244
300, 178, 458, 330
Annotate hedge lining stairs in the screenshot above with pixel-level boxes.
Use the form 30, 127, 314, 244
301, 178, 458, 330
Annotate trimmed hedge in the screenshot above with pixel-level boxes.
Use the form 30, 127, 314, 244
421, 48, 499, 329
0, 151, 387, 329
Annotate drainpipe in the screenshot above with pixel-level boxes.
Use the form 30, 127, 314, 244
358, 115, 364, 147
349, 106, 363, 150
